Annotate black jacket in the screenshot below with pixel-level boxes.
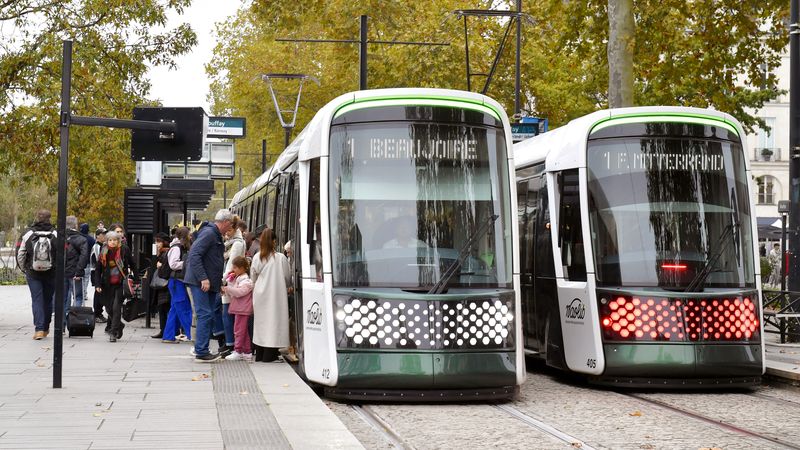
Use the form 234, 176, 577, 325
64, 229, 89, 279
93, 244, 137, 288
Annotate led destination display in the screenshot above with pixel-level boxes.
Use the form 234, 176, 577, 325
347, 137, 479, 161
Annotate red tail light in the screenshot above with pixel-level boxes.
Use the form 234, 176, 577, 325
661, 263, 687, 270
599, 295, 759, 342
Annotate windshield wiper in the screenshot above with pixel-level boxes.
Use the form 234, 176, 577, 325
684, 223, 738, 292
428, 214, 498, 294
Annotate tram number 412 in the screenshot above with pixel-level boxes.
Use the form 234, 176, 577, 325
321, 368, 330, 380
586, 358, 596, 369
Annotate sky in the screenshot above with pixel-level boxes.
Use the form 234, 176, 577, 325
146, 0, 243, 113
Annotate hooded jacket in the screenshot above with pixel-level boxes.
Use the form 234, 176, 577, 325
64, 228, 89, 278
16, 221, 57, 279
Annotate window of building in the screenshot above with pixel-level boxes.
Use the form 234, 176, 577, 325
757, 176, 776, 205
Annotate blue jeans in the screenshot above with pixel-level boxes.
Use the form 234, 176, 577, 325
27, 274, 55, 332
222, 302, 235, 346
213, 292, 225, 341
164, 279, 192, 340
189, 285, 218, 357
64, 277, 83, 321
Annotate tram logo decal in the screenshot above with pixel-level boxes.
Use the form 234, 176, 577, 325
565, 298, 586, 324
306, 302, 322, 330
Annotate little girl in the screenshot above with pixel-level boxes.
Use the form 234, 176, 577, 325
222, 256, 254, 361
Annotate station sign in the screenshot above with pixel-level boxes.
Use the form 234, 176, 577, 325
207, 116, 246, 138
778, 200, 791, 214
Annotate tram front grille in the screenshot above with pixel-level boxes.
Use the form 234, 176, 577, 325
333, 295, 515, 350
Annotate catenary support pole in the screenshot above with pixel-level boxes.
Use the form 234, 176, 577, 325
54, 40, 73, 388
360, 15, 368, 90
789, 0, 800, 294
514, 0, 522, 116
261, 139, 267, 173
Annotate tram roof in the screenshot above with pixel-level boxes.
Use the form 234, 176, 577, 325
513, 106, 743, 171
231, 88, 511, 206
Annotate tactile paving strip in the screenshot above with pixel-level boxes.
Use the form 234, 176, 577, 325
213, 361, 291, 449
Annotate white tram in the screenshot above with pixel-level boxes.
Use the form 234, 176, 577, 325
514, 106, 765, 386
230, 88, 524, 400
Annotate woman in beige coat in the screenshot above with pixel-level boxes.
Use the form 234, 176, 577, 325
250, 228, 292, 362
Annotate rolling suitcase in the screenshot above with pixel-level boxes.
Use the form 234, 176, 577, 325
68, 279, 95, 338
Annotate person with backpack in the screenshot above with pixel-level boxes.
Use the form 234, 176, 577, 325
93, 230, 136, 342
162, 226, 193, 343
63, 216, 89, 324
16, 209, 57, 340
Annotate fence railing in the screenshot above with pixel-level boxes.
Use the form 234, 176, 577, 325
0, 248, 23, 284
762, 290, 800, 343
754, 147, 782, 162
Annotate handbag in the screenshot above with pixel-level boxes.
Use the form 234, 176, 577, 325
150, 270, 168, 289
123, 275, 135, 299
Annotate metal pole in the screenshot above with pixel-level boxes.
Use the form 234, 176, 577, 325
360, 15, 368, 90
789, 0, 800, 294
223, 182, 228, 207
261, 139, 267, 173
239, 167, 243, 190
782, 213, 788, 343
514, 0, 522, 117
783, 214, 788, 292
284, 127, 292, 149
54, 40, 72, 389
464, 15, 471, 91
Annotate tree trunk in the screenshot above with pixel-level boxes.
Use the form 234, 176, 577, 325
607, 0, 635, 108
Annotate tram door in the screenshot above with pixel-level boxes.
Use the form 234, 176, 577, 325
517, 176, 538, 349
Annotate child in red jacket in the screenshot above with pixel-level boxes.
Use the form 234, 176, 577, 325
222, 256, 254, 361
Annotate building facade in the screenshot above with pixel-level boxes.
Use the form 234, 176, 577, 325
745, 49, 790, 243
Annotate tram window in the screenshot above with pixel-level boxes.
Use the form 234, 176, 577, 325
308, 158, 323, 282
557, 169, 586, 281
535, 176, 555, 278
265, 185, 277, 230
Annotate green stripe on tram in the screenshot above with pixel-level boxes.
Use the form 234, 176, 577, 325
333, 96, 502, 121
590, 113, 740, 136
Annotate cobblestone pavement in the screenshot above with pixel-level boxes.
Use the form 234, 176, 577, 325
327, 358, 797, 449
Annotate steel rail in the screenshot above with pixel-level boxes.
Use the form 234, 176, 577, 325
350, 404, 415, 450
494, 404, 597, 450
624, 393, 800, 450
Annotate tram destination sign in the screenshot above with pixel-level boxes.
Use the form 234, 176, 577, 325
207, 116, 246, 138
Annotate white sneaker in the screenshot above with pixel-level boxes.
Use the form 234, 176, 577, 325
242, 353, 253, 362
189, 347, 196, 356
176, 334, 189, 341
225, 351, 242, 361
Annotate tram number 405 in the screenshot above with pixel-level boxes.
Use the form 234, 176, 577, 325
321, 368, 330, 380
586, 358, 597, 369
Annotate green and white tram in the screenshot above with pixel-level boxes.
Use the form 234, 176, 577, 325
514, 107, 764, 387
230, 88, 524, 400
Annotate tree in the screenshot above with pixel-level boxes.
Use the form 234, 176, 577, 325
607, 0, 634, 108
524, 0, 788, 131
0, 0, 198, 228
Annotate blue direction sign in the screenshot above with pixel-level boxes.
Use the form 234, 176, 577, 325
207, 116, 246, 138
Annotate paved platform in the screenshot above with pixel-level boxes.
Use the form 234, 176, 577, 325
0, 285, 363, 450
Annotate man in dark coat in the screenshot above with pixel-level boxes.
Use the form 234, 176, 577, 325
184, 210, 233, 362
16, 209, 57, 340
64, 216, 89, 323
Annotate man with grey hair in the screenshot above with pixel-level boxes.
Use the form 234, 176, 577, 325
16, 209, 57, 339
63, 215, 89, 323
184, 209, 233, 362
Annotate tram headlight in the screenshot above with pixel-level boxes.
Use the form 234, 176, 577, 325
332, 294, 515, 350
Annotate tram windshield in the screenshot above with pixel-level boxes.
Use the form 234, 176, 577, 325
329, 118, 512, 289
587, 135, 755, 289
